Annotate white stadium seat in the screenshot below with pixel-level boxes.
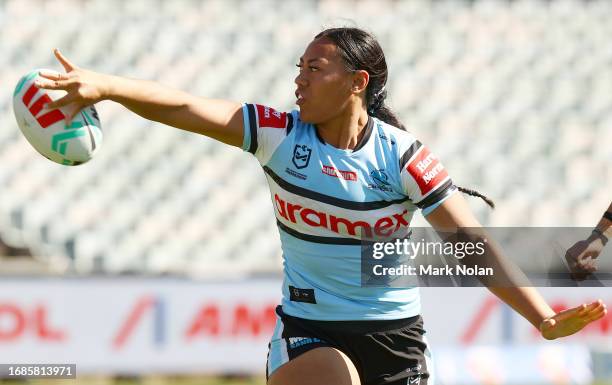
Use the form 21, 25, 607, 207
0, 0, 610, 274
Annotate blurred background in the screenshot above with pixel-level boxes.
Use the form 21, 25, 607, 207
0, 0, 611, 384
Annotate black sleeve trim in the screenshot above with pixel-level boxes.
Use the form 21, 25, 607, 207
399, 140, 423, 170
286, 113, 294, 135
416, 180, 456, 209
246, 104, 258, 154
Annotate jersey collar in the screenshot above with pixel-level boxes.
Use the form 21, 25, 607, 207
314, 115, 374, 153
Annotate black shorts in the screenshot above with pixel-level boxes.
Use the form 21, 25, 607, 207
266, 305, 434, 385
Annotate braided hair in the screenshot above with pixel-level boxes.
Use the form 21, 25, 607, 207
315, 27, 495, 209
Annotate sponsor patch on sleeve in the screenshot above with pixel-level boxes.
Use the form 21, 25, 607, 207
407, 146, 449, 195
255, 104, 287, 129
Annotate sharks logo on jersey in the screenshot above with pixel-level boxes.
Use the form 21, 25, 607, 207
368, 169, 392, 192
241, 103, 457, 320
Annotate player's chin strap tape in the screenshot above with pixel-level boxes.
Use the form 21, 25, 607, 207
604, 210, 612, 222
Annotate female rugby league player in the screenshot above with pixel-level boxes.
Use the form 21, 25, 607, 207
36, 28, 606, 385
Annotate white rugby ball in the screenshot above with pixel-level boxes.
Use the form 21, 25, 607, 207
12, 69, 103, 166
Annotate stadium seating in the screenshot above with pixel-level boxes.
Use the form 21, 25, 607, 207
1, 0, 610, 275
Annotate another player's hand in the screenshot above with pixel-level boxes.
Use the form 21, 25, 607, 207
34, 48, 111, 125
565, 235, 605, 280
539, 300, 607, 340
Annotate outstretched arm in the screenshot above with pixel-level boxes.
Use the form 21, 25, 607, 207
35, 49, 244, 147
425, 193, 607, 340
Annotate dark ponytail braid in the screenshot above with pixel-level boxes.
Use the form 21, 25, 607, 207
367, 87, 408, 131
315, 27, 495, 210
458, 186, 495, 209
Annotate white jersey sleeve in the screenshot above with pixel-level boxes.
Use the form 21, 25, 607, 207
241, 103, 293, 165
398, 137, 458, 215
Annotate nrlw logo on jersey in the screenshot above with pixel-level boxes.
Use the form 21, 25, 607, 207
273, 193, 410, 239
407, 146, 449, 195
292, 144, 312, 169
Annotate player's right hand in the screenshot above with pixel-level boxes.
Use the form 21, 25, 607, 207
34, 48, 110, 125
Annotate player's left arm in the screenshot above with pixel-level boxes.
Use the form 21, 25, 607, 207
425, 193, 607, 340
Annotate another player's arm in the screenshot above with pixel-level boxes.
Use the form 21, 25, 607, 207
565, 201, 612, 279
35, 49, 243, 148
593, 202, 612, 244
425, 193, 607, 340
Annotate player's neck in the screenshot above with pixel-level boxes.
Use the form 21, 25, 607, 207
315, 105, 369, 150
